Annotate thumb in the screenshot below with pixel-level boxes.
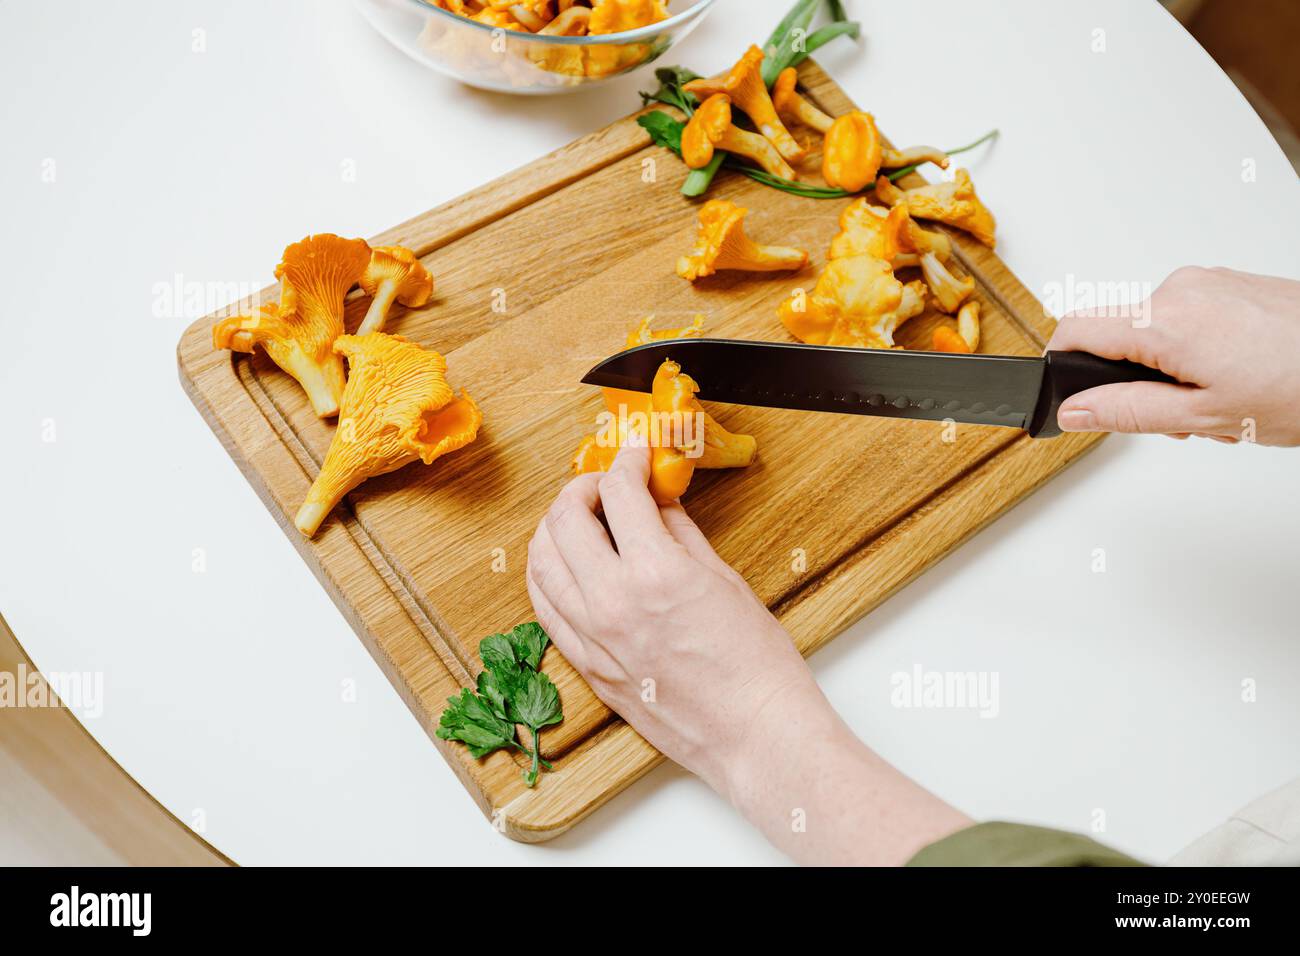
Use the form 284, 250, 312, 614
1057, 381, 1201, 435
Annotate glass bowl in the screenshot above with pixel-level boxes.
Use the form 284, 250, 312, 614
355, 0, 717, 94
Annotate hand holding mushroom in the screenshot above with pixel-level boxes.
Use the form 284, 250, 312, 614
573, 318, 757, 504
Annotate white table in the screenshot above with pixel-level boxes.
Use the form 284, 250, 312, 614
2, 0, 1297, 866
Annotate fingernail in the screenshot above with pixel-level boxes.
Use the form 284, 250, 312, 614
1058, 409, 1097, 431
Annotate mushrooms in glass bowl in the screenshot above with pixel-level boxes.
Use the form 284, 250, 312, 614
355, 0, 717, 94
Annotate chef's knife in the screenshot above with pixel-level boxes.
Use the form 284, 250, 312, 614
581, 339, 1179, 438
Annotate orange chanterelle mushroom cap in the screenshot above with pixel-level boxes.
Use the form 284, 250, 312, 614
294, 333, 482, 537
685, 46, 805, 163
822, 111, 883, 194
213, 234, 370, 418
778, 253, 928, 350
589, 0, 670, 33
676, 199, 808, 281
874, 168, 997, 247
572, 318, 757, 503
357, 245, 434, 336
681, 94, 796, 181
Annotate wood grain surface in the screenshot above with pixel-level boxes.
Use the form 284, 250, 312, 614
178, 61, 1103, 842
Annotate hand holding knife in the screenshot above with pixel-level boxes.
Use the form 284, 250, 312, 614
582, 339, 1179, 438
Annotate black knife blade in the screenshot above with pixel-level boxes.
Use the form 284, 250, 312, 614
580, 339, 1178, 438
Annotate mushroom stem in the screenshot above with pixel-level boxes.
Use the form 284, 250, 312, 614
698, 420, 758, 468
539, 6, 589, 34
294, 501, 333, 538
510, 4, 547, 32
873, 174, 906, 204
919, 250, 975, 314
280, 347, 345, 418
772, 68, 834, 134
957, 300, 981, 351
882, 145, 950, 169
738, 243, 807, 272
787, 96, 834, 134
357, 281, 399, 337
295, 455, 365, 536
715, 125, 796, 180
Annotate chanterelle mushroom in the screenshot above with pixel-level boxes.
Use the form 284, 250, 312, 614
933, 300, 982, 354
589, 0, 669, 33
886, 202, 974, 314
295, 333, 482, 537
539, 6, 590, 35
771, 67, 834, 134
828, 200, 920, 266
573, 317, 757, 502
822, 111, 884, 193
573, 359, 699, 504
357, 245, 434, 336
682, 94, 796, 181
882, 144, 950, 170
778, 254, 927, 349
676, 199, 808, 281
918, 249, 975, 314
213, 233, 370, 418
874, 168, 997, 247
685, 46, 805, 163
825, 112, 958, 194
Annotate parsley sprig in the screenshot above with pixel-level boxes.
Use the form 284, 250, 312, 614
437, 622, 564, 788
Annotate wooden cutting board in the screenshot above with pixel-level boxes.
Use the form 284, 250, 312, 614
178, 61, 1102, 843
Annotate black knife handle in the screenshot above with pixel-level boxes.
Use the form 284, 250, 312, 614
1027, 350, 1179, 438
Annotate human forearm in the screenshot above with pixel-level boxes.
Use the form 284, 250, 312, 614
529, 443, 969, 866
708, 678, 971, 866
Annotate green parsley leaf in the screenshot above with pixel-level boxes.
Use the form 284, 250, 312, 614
513, 670, 564, 731
513, 670, 564, 787
475, 668, 510, 722
478, 631, 518, 675
438, 621, 566, 788
637, 111, 685, 155
506, 622, 549, 672
639, 65, 701, 116
435, 688, 517, 759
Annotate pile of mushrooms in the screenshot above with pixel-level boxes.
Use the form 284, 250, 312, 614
212, 235, 481, 537
429, 0, 670, 37
679, 51, 959, 194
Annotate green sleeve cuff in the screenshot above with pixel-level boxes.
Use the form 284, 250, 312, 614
906, 821, 1147, 867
